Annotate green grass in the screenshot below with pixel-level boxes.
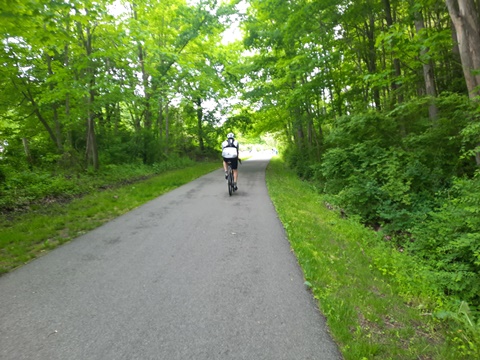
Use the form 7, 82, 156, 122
0, 162, 219, 274
266, 157, 471, 360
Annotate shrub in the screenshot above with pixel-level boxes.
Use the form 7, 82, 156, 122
409, 172, 480, 306
0, 158, 197, 213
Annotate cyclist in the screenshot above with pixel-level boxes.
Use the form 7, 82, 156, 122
221, 132, 239, 190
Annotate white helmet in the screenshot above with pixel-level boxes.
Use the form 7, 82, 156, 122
227, 132, 234, 139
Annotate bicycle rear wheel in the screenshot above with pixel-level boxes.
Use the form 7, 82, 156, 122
227, 166, 234, 196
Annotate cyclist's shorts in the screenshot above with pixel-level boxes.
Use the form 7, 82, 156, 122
223, 157, 238, 170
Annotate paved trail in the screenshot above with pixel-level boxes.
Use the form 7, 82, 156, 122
0, 155, 341, 360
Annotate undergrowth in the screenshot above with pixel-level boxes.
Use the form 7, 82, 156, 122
266, 157, 479, 359
0, 156, 196, 213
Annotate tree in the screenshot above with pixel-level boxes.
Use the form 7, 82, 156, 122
1, 0, 244, 171
445, 0, 480, 166
445, 0, 480, 99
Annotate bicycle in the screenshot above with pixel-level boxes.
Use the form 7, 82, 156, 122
226, 160, 236, 196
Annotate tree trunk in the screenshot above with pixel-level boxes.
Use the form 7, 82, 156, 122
383, 0, 403, 104
365, 16, 381, 110
414, 9, 438, 124
446, 0, 480, 166
132, 3, 152, 129
165, 102, 170, 151
114, 103, 120, 136
78, 17, 99, 170
45, 51, 64, 151
284, 123, 292, 144
64, 44, 71, 147
158, 97, 164, 141
22, 88, 59, 148
196, 98, 204, 151
86, 101, 99, 170
445, 0, 480, 98
22, 138, 33, 168
293, 106, 305, 149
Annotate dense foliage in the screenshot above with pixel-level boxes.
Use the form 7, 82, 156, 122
0, 155, 196, 212
1, 0, 249, 213
240, 0, 480, 347
0, 0, 243, 174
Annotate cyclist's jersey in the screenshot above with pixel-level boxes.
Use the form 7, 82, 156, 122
221, 139, 239, 159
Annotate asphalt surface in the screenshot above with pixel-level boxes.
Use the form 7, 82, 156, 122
0, 154, 342, 360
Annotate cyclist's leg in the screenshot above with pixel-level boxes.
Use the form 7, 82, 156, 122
222, 158, 229, 179
231, 158, 239, 188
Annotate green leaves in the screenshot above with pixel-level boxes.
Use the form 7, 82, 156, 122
410, 173, 480, 303
0, 0, 246, 171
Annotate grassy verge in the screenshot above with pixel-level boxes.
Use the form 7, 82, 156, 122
0, 162, 219, 274
266, 157, 468, 359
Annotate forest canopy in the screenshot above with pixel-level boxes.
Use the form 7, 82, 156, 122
0, 0, 245, 172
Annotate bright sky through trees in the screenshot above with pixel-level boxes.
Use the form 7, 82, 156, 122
221, 0, 247, 44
